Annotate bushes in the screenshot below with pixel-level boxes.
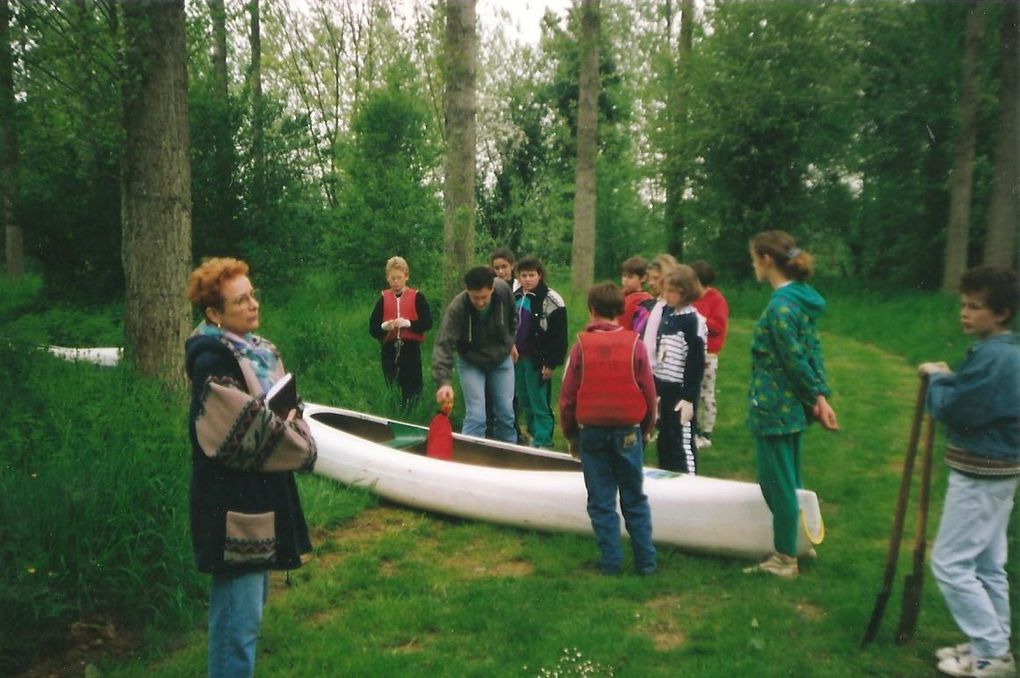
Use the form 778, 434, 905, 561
0, 345, 202, 673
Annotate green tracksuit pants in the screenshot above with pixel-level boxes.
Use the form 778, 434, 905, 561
755, 433, 803, 557
515, 356, 554, 448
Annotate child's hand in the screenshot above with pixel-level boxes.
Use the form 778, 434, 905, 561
380, 320, 395, 332
918, 361, 951, 376
395, 317, 411, 329
675, 400, 694, 425
541, 366, 553, 381
812, 395, 839, 431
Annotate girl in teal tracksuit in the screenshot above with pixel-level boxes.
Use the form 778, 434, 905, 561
745, 231, 838, 579
513, 256, 567, 449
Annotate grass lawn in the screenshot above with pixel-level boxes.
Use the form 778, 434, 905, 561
99, 312, 1016, 677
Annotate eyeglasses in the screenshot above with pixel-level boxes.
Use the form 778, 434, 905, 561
229, 288, 260, 308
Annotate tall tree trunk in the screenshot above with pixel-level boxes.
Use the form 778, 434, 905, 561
120, 0, 192, 384
207, 0, 234, 248
1, 0, 23, 279
570, 0, 599, 295
982, 0, 1019, 269
442, 0, 477, 303
248, 0, 264, 212
942, 0, 985, 292
664, 0, 693, 259
209, 0, 228, 97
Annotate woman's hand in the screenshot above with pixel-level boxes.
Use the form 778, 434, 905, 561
510, 345, 519, 363
541, 366, 553, 381
812, 395, 839, 431
286, 408, 299, 422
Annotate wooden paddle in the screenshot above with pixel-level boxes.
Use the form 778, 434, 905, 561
860, 374, 929, 646
426, 396, 454, 460
894, 411, 936, 644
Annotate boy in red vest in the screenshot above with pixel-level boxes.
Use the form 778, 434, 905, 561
369, 256, 433, 406
560, 283, 658, 575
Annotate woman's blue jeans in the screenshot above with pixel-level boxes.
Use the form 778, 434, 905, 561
208, 570, 268, 678
579, 425, 657, 574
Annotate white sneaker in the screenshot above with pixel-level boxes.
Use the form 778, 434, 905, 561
936, 643, 971, 661
742, 553, 798, 579
938, 653, 1016, 677
695, 435, 712, 448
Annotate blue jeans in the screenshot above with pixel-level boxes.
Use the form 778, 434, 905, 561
208, 570, 268, 678
931, 470, 1018, 659
579, 426, 657, 574
458, 355, 516, 443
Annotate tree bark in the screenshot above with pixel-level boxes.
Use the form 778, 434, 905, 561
120, 0, 192, 384
664, 0, 694, 260
207, 0, 233, 241
982, 0, 1019, 269
942, 0, 985, 292
570, 0, 599, 294
1, 0, 23, 279
248, 0, 265, 206
442, 0, 477, 303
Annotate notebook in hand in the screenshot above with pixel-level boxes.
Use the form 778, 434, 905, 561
265, 373, 298, 418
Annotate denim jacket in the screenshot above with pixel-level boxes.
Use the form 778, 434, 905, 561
927, 332, 1020, 477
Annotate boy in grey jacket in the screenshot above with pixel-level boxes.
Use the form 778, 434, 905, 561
920, 266, 1019, 678
433, 266, 518, 443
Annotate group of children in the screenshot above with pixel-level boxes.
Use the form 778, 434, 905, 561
368, 240, 1019, 678
369, 248, 730, 475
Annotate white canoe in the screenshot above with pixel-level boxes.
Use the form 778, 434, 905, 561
304, 403, 824, 560
46, 345, 122, 367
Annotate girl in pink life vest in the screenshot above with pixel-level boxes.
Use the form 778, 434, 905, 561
368, 256, 433, 406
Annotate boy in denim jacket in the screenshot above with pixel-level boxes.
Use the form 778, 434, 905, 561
921, 266, 1019, 678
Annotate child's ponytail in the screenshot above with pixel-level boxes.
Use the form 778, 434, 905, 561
750, 231, 814, 281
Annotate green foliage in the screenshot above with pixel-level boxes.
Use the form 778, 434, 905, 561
329, 58, 444, 292
478, 3, 656, 276
0, 345, 202, 674
683, 2, 861, 279
0, 272, 41, 321
12, 1, 123, 300
848, 1, 967, 288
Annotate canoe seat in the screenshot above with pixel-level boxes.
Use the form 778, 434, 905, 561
383, 421, 428, 450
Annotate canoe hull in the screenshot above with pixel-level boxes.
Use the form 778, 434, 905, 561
305, 403, 823, 559
46, 346, 122, 366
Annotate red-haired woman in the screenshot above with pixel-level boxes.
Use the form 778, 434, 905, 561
744, 231, 837, 579
185, 257, 316, 677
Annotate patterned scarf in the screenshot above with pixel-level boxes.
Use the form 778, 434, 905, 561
196, 321, 280, 394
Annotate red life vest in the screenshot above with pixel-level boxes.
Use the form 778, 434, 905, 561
382, 288, 424, 343
575, 329, 648, 426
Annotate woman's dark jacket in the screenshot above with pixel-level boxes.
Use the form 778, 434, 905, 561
185, 334, 315, 576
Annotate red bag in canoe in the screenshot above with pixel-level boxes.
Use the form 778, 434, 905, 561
426, 400, 454, 460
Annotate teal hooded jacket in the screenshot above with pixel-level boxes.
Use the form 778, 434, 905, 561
748, 281, 832, 436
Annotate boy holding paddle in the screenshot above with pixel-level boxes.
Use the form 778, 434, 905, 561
920, 266, 1019, 678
